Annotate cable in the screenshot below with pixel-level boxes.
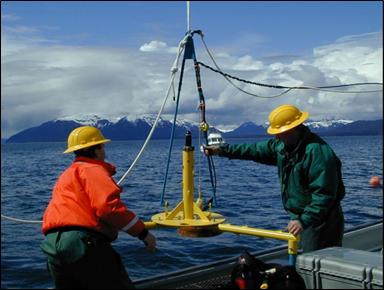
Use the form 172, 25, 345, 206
190, 36, 218, 206
160, 52, 188, 206
195, 33, 383, 97
1, 214, 42, 224
1, 35, 190, 224
197, 33, 294, 98
117, 35, 189, 185
197, 61, 383, 93
198, 124, 202, 195
186, 1, 191, 31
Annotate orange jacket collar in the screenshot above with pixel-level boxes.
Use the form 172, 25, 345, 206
74, 157, 116, 176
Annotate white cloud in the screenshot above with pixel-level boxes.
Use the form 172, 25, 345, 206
139, 40, 178, 53
313, 32, 382, 83
233, 55, 264, 71
1, 13, 20, 21
1, 22, 382, 138
6, 25, 39, 34
140, 40, 167, 52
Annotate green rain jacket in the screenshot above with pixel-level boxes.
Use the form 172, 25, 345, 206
218, 125, 345, 229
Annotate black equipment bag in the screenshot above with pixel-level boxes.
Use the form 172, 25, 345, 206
229, 250, 306, 289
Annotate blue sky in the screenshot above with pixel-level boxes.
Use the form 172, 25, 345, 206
1, 1, 383, 137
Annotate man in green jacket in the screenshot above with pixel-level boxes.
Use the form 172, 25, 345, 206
204, 104, 345, 252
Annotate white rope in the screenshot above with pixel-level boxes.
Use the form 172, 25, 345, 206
1, 214, 42, 224
1, 36, 190, 224
117, 35, 189, 185
187, 1, 191, 31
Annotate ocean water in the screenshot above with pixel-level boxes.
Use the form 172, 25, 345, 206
1, 135, 383, 289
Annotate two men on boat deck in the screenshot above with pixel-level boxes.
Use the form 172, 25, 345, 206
204, 104, 345, 252
41, 126, 156, 289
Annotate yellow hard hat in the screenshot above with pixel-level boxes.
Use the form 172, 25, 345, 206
63, 126, 110, 154
267, 104, 309, 135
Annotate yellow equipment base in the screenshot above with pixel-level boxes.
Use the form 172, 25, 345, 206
151, 200, 225, 237
151, 211, 225, 227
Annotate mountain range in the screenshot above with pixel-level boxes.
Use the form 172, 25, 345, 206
4, 114, 383, 143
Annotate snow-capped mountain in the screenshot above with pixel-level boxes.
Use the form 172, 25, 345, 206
6, 114, 203, 143
304, 119, 353, 128
57, 114, 121, 128
5, 115, 382, 143
56, 113, 200, 128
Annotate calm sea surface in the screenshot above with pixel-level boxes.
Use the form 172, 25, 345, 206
1, 135, 383, 289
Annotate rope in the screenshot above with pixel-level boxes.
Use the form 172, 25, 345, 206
160, 53, 188, 206
195, 32, 383, 97
197, 33, 293, 98
117, 35, 189, 185
2, 35, 190, 223
187, 1, 191, 31
160, 32, 218, 207
198, 124, 202, 195
197, 61, 383, 93
1, 214, 42, 224
2, 35, 190, 224
190, 36, 218, 206
1, 37, 186, 224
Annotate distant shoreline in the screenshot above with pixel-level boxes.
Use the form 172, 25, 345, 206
3, 133, 383, 144
4, 118, 382, 143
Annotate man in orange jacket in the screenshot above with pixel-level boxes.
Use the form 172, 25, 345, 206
41, 126, 156, 289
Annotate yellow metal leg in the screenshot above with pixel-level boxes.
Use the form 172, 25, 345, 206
218, 223, 299, 264
183, 147, 194, 220
148, 131, 299, 264
150, 132, 224, 236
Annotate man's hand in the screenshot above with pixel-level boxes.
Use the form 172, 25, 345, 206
203, 145, 221, 156
287, 220, 303, 236
143, 232, 156, 252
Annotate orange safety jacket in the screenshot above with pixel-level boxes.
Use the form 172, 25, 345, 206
42, 157, 145, 241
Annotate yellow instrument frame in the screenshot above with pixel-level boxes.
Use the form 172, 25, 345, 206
147, 135, 299, 264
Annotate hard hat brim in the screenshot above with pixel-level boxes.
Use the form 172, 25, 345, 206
63, 139, 111, 154
267, 111, 309, 135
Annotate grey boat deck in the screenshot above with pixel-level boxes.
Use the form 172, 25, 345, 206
134, 220, 383, 289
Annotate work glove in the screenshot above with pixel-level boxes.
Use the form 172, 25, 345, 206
202, 145, 222, 156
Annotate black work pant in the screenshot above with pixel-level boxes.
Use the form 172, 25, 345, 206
41, 228, 134, 289
300, 204, 344, 252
